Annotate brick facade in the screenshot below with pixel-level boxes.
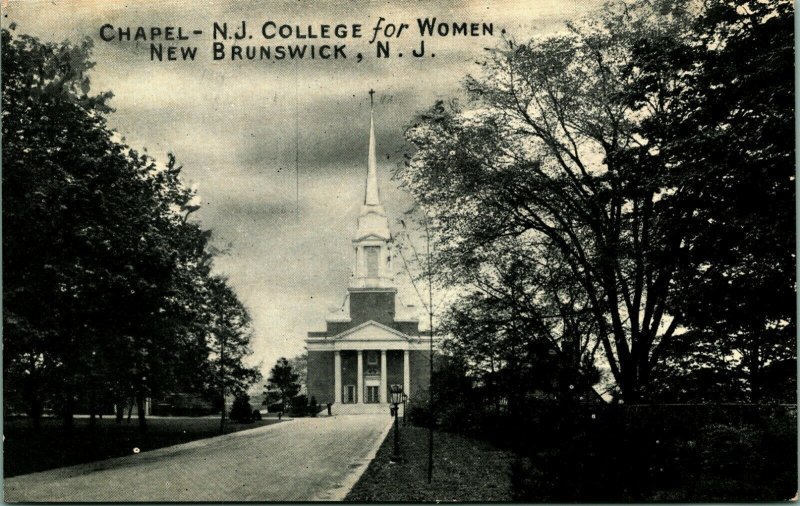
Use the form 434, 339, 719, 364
307, 351, 334, 405
348, 290, 396, 327
341, 351, 358, 398
409, 349, 432, 401
386, 350, 403, 398
324, 289, 419, 337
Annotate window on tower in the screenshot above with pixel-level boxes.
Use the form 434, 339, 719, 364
365, 246, 380, 277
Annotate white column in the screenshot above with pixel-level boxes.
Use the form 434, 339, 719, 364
381, 246, 390, 280
357, 245, 365, 278
380, 349, 388, 403
403, 350, 411, 399
334, 351, 342, 404
356, 350, 364, 404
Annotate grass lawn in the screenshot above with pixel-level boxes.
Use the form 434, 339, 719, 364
345, 423, 514, 502
4, 416, 281, 477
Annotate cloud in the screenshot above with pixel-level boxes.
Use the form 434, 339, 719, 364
5, 0, 602, 373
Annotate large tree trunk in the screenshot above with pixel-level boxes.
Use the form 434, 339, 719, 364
26, 369, 43, 432
29, 393, 42, 432
490, 357, 499, 415
115, 396, 125, 424
136, 392, 147, 432
219, 396, 227, 435
748, 337, 762, 403
88, 382, 97, 428
63, 382, 75, 430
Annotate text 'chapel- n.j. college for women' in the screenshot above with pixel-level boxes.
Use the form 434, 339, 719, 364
305, 97, 434, 408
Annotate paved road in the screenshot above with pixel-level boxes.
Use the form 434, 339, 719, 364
4, 415, 392, 502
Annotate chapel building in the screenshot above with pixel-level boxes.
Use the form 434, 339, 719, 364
305, 98, 433, 406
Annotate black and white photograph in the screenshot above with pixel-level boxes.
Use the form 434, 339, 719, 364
1, 0, 796, 502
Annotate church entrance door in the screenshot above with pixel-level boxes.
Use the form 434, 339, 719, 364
365, 386, 379, 403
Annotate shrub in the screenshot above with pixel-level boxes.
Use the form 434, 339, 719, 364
415, 399, 797, 501
229, 394, 253, 423
289, 394, 308, 417
407, 402, 434, 428
252, 409, 262, 421
693, 423, 765, 500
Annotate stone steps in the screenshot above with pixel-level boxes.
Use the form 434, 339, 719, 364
325, 403, 405, 417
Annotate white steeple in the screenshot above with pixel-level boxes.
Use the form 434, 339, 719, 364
354, 90, 391, 242
351, 90, 394, 289
365, 107, 381, 206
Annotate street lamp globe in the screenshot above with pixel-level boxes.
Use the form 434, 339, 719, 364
390, 384, 404, 405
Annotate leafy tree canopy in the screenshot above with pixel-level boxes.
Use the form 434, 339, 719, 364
2, 28, 260, 428
398, 0, 794, 403
265, 357, 301, 409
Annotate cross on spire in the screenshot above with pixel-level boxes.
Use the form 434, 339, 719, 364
369, 88, 375, 108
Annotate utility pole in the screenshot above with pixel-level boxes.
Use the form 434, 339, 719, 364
397, 217, 436, 484
426, 219, 434, 484
219, 329, 226, 435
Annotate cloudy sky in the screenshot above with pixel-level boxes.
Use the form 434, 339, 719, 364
5, 0, 600, 376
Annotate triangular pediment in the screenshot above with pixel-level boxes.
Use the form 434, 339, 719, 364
353, 233, 391, 242
331, 320, 410, 342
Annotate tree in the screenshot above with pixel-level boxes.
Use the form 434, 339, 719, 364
204, 276, 262, 433
2, 28, 262, 431
398, 0, 794, 403
634, 0, 795, 402
229, 393, 254, 423
2, 28, 118, 428
437, 241, 604, 407
265, 358, 300, 410
286, 352, 308, 395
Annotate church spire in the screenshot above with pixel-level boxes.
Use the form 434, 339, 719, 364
354, 89, 389, 243
365, 89, 381, 206
351, 90, 393, 289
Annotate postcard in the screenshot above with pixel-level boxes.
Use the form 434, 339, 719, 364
2, 0, 796, 502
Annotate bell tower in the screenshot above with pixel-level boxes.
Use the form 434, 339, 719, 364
350, 89, 394, 290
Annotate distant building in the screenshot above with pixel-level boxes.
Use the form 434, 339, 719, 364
306, 97, 433, 406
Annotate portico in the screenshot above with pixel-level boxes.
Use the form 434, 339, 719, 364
310, 320, 427, 404
332, 350, 403, 404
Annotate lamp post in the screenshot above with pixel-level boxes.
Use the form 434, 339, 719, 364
389, 384, 404, 462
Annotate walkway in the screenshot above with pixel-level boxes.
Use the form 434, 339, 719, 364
4, 414, 392, 502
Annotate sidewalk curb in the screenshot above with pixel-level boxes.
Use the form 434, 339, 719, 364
4, 419, 290, 484
316, 415, 394, 501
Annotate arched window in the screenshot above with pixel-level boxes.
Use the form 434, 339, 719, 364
365, 246, 380, 277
